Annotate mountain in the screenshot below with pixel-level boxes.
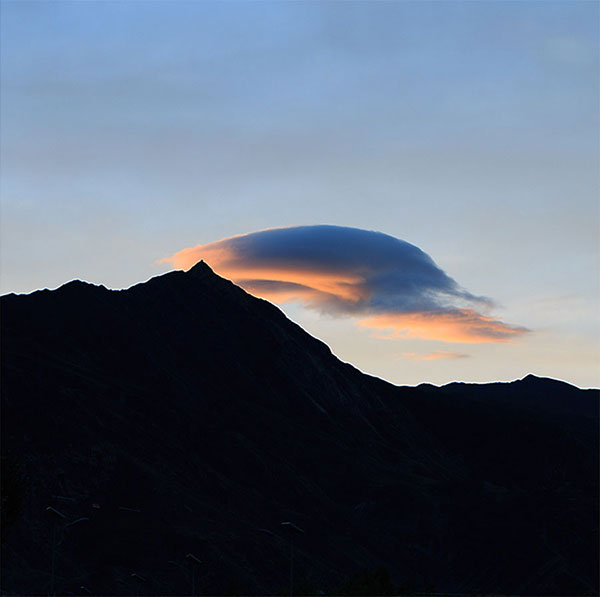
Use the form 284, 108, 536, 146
2, 262, 598, 596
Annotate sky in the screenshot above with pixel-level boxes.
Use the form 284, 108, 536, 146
1, 1, 598, 388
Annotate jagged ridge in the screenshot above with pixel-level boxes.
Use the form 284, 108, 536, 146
1, 265, 598, 596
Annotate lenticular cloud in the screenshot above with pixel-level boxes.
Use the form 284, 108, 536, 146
160, 225, 528, 344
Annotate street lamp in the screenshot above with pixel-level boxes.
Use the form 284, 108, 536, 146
46, 506, 67, 596
168, 553, 202, 596
130, 572, 146, 597
46, 508, 91, 596
186, 553, 202, 596
281, 522, 304, 597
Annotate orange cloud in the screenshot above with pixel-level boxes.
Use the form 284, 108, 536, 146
401, 351, 470, 361
359, 310, 528, 344
159, 238, 370, 305
235, 269, 369, 304
237, 277, 366, 306
158, 241, 239, 271
160, 226, 529, 345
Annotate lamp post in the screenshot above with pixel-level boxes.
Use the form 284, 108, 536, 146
46, 506, 67, 596
281, 522, 304, 597
186, 553, 202, 596
130, 572, 146, 597
169, 554, 202, 596
46, 507, 90, 596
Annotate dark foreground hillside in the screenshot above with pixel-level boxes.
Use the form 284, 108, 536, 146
2, 262, 598, 596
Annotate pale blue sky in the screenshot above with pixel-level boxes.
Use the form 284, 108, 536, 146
2, 1, 598, 387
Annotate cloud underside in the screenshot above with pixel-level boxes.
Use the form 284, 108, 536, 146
160, 225, 529, 344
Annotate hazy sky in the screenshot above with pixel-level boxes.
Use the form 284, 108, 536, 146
2, 1, 598, 388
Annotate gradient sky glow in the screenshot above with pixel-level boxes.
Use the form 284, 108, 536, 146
1, 1, 598, 387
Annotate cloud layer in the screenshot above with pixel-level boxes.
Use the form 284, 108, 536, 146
160, 225, 528, 344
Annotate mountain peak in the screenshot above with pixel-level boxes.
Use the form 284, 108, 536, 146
519, 373, 579, 389
186, 259, 214, 278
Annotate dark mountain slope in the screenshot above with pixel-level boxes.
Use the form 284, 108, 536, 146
2, 262, 598, 596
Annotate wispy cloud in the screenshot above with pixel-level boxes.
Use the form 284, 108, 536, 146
359, 309, 527, 344
160, 225, 529, 344
401, 351, 470, 361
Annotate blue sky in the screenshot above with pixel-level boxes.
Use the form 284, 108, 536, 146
2, 1, 598, 387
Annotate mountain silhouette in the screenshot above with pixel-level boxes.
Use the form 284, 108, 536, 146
2, 262, 598, 596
